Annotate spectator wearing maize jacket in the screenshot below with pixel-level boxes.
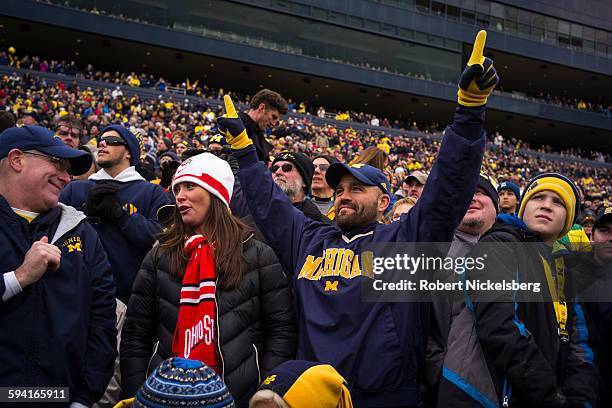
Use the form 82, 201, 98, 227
60, 124, 171, 302
219, 31, 497, 408
464, 173, 597, 407
0, 126, 116, 408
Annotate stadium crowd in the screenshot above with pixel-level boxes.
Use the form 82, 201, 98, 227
0, 31, 611, 408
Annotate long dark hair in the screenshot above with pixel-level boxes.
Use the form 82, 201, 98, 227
158, 196, 251, 291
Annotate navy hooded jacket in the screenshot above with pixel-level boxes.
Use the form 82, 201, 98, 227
234, 106, 486, 407
0, 197, 117, 407
60, 167, 171, 302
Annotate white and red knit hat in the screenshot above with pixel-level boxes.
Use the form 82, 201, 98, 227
171, 153, 234, 208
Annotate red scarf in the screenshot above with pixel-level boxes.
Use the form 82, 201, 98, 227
172, 235, 221, 373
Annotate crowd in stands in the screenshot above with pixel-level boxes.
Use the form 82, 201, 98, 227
3, 30, 612, 121
1, 31, 612, 408
0, 66, 609, 208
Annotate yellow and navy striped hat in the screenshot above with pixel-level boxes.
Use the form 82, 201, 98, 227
518, 173, 580, 238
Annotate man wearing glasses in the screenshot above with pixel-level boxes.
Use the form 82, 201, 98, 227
271, 151, 330, 223
311, 155, 338, 220
60, 124, 171, 303
0, 126, 117, 408
55, 114, 84, 149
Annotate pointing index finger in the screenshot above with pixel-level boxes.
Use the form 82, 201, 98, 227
468, 30, 486, 66
223, 95, 237, 118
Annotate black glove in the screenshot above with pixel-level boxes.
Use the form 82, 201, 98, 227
225, 151, 239, 175
160, 160, 181, 189
83, 183, 124, 221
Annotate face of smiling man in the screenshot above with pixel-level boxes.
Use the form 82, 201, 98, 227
333, 174, 389, 232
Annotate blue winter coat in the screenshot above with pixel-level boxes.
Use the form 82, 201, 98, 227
0, 197, 117, 407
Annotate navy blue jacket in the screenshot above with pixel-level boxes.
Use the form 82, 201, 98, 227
60, 172, 171, 302
234, 106, 486, 407
0, 197, 117, 407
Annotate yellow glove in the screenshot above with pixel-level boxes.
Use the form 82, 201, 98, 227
457, 30, 499, 107
216, 95, 253, 150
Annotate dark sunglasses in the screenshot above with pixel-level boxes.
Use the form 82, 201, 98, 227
270, 163, 294, 173
99, 136, 126, 146
313, 163, 330, 172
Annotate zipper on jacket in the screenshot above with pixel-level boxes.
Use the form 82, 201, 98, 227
252, 343, 261, 384
502, 379, 511, 407
146, 340, 160, 376
215, 278, 225, 382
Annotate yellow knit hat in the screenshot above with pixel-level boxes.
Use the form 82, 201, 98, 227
518, 173, 579, 238
257, 361, 353, 408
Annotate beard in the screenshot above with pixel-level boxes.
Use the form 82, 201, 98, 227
460, 215, 485, 231
274, 176, 303, 201
335, 199, 379, 232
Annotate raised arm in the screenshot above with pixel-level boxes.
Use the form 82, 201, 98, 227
217, 95, 310, 273
405, 31, 498, 242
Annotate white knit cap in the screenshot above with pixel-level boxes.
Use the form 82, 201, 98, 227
171, 153, 234, 208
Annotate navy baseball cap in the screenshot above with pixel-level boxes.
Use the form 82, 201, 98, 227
0, 125, 92, 176
326, 163, 390, 194
594, 206, 612, 230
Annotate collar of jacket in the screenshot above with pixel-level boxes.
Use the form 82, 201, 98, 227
89, 166, 145, 183
341, 222, 378, 239
238, 111, 262, 137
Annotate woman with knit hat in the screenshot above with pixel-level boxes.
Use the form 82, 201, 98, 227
460, 173, 598, 408
120, 153, 296, 406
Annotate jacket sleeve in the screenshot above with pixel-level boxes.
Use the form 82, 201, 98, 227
116, 188, 171, 250
404, 106, 486, 242
562, 302, 598, 406
257, 242, 297, 373
120, 249, 160, 397
72, 234, 118, 406
468, 235, 561, 406
233, 146, 309, 274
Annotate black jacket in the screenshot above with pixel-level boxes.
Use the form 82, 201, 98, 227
568, 253, 612, 407
466, 215, 597, 408
120, 236, 296, 406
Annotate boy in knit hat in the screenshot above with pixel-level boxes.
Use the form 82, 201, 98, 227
498, 180, 520, 214
459, 172, 597, 408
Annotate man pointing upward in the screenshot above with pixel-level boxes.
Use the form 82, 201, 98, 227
221, 31, 498, 407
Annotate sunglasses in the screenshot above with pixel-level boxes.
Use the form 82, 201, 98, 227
99, 136, 126, 146
313, 163, 330, 172
270, 163, 294, 173
23, 151, 73, 175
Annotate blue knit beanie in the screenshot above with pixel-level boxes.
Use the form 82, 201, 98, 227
134, 357, 235, 407
100, 124, 142, 166
498, 180, 521, 201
